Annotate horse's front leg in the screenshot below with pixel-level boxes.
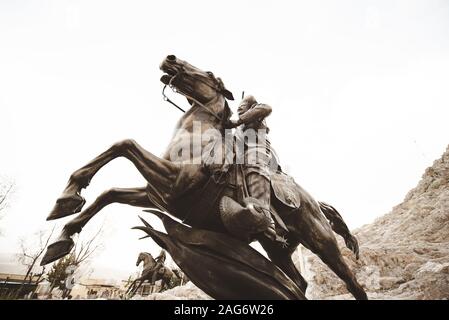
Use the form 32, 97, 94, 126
133, 278, 148, 296
41, 186, 152, 265
48, 139, 179, 220
126, 279, 137, 294
129, 278, 143, 297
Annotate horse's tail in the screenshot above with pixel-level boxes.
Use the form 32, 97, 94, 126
318, 201, 348, 233
318, 201, 360, 259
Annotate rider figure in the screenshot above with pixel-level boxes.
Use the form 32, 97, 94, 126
228, 95, 284, 244
151, 249, 167, 284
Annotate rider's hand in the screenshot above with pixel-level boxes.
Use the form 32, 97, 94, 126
227, 119, 241, 128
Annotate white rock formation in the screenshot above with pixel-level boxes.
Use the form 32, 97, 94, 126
140, 282, 211, 300
305, 145, 449, 300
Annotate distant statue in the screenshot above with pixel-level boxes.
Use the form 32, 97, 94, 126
126, 251, 176, 297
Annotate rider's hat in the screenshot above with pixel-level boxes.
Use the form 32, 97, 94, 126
238, 95, 257, 114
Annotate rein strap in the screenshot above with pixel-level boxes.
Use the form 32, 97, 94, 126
162, 85, 186, 113
162, 72, 224, 122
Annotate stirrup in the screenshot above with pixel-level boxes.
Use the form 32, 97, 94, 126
276, 235, 289, 248
263, 227, 289, 248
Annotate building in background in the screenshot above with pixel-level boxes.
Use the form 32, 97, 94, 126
0, 273, 41, 298
70, 278, 122, 299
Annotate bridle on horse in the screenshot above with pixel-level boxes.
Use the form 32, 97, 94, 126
161, 67, 228, 123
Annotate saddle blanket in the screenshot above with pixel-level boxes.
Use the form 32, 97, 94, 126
270, 171, 301, 209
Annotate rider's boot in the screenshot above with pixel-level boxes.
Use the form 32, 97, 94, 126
219, 196, 287, 245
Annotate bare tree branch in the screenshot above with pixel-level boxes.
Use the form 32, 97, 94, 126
16, 227, 55, 282
0, 182, 13, 209
72, 226, 103, 266
0, 181, 14, 230
45, 225, 104, 297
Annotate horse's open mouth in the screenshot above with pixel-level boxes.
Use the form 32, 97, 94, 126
160, 73, 184, 89
160, 68, 187, 92
160, 63, 193, 95
160, 74, 172, 85
160, 67, 180, 85
160, 63, 178, 85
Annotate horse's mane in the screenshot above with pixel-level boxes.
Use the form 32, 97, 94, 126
174, 96, 233, 131
221, 100, 233, 128
140, 252, 155, 261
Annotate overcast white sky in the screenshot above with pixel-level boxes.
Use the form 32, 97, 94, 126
1, 0, 448, 280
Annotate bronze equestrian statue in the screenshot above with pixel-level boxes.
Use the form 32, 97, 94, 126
41, 55, 366, 300
126, 251, 175, 297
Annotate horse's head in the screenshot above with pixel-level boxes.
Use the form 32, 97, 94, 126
136, 253, 143, 267
160, 55, 234, 107
136, 252, 150, 267
160, 55, 234, 163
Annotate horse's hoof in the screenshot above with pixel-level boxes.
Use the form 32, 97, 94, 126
40, 238, 74, 265
47, 194, 86, 220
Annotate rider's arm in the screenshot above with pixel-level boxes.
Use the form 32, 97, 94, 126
237, 103, 272, 126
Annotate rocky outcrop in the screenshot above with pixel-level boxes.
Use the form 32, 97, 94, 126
305, 145, 449, 300
137, 282, 211, 300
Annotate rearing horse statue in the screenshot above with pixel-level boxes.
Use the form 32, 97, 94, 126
41, 55, 367, 300
126, 252, 174, 296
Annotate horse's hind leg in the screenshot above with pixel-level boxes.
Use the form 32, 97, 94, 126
258, 236, 309, 293
41, 186, 152, 265
296, 206, 367, 300
48, 139, 179, 220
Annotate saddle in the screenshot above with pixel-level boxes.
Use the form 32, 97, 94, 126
183, 164, 300, 243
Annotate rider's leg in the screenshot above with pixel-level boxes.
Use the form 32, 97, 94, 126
245, 172, 271, 206
151, 263, 162, 284
245, 172, 281, 242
